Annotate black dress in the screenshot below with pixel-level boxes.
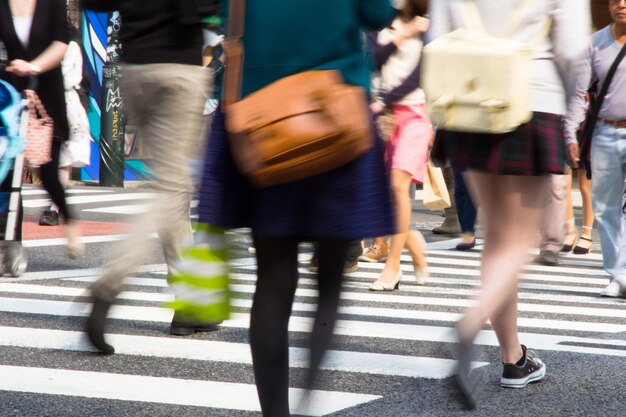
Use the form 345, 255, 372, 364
0, 0, 69, 142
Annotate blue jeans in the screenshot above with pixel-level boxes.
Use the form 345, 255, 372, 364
453, 168, 477, 234
590, 121, 626, 285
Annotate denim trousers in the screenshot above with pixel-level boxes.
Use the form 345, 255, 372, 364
453, 168, 477, 234
590, 121, 626, 285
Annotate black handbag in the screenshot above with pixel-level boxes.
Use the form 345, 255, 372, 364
578, 40, 626, 176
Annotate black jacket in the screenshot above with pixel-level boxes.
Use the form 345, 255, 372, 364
0, 0, 69, 141
80, 0, 217, 66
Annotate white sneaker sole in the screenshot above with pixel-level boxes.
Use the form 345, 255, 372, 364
358, 255, 387, 263
500, 365, 546, 389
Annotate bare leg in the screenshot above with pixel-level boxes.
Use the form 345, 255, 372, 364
376, 170, 415, 284
579, 168, 594, 237
563, 173, 577, 249
457, 172, 548, 363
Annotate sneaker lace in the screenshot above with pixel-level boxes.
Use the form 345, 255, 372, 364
365, 244, 380, 254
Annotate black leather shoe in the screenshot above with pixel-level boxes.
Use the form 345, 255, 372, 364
39, 209, 59, 226
169, 313, 221, 336
85, 295, 115, 354
456, 239, 476, 251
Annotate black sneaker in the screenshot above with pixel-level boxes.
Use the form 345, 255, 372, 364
39, 209, 59, 226
501, 345, 546, 388
169, 313, 221, 336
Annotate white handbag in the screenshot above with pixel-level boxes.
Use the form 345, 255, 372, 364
422, 0, 551, 134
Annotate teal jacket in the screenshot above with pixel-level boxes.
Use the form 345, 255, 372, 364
223, 0, 396, 98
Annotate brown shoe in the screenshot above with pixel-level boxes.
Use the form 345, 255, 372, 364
431, 218, 461, 235
359, 242, 389, 263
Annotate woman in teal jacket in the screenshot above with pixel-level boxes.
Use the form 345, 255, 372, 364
198, 1, 396, 416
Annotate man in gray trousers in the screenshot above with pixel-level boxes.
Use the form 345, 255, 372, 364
81, 0, 216, 353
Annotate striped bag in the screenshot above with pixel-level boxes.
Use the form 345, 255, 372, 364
166, 224, 230, 322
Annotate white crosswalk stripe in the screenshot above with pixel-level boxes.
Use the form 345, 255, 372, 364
0, 238, 625, 416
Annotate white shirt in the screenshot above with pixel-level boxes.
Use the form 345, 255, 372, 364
12, 16, 33, 48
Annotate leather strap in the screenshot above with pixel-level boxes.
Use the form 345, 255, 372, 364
222, 0, 246, 106
580, 38, 626, 158
25, 89, 50, 120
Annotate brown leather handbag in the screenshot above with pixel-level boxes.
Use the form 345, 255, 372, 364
222, 0, 374, 188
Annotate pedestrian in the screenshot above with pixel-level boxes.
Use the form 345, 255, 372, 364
534, 173, 569, 266
562, 167, 594, 255
563, 0, 626, 297
367, 0, 431, 291
428, 0, 590, 408
452, 167, 477, 251
39, 31, 91, 227
198, 1, 395, 415
81, 0, 215, 354
0, 0, 83, 258
430, 166, 462, 234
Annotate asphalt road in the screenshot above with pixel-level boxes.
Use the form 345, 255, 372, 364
0, 185, 624, 417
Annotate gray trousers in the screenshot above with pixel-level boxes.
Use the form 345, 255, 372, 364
539, 174, 568, 254
91, 63, 210, 302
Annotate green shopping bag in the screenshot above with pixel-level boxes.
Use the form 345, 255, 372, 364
166, 224, 230, 322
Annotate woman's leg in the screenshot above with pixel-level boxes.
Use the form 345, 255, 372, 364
39, 142, 82, 257
39, 142, 74, 222
563, 173, 577, 250
305, 239, 351, 388
576, 168, 594, 250
374, 169, 415, 285
250, 235, 301, 417
458, 172, 548, 363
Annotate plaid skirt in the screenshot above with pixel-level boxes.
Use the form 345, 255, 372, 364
431, 112, 566, 176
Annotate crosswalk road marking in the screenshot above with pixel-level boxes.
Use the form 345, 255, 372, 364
0, 239, 625, 415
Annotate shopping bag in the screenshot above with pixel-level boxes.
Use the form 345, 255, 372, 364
422, 161, 451, 211
166, 224, 230, 322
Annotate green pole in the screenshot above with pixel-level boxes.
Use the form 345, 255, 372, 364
99, 11, 125, 187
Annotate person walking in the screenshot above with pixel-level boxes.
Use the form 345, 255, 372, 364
428, 0, 590, 408
81, 0, 215, 353
198, 1, 395, 415
562, 167, 594, 255
452, 167, 478, 251
564, 0, 626, 298
368, 0, 430, 291
534, 173, 569, 266
0, 0, 83, 257
39, 33, 91, 227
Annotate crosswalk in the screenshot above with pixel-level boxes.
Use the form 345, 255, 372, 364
22, 187, 158, 216
0, 238, 625, 416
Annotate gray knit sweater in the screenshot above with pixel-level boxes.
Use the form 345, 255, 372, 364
427, 0, 591, 117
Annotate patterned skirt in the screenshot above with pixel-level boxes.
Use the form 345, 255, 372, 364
197, 109, 395, 240
431, 112, 566, 176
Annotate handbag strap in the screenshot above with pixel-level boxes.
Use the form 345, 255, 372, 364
580, 36, 626, 155
24, 89, 50, 120
222, 0, 246, 106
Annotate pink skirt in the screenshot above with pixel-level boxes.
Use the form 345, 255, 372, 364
385, 103, 432, 184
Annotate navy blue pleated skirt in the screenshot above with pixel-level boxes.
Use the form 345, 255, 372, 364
197, 109, 395, 239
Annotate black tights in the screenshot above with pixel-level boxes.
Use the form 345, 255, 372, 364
250, 235, 350, 417
39, 141, 73, 222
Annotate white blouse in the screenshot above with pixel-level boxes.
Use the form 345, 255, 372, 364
12, 15, 33, 48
